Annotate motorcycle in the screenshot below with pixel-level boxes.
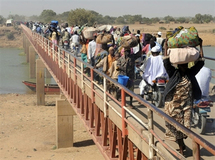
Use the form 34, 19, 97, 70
71, 44, 79, 57
143, 76, 167, 108
63, 40, 70, 50
135, 55, 146, 79
192, 98, 213, 134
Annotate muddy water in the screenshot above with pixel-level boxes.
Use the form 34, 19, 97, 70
0, 48, 55, 94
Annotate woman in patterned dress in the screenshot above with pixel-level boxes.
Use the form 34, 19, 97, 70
163, 39, 204, 155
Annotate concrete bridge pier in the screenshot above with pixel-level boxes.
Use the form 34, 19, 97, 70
23, 35, 26, 51
24, 37, 30, 63
29, 46, 36, 78
36, 59, 45, 105
56, 95, 76, 148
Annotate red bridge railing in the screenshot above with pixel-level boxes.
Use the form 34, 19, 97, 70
22, 24, 215, 160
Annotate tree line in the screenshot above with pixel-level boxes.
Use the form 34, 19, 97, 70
0, 8, 214, 26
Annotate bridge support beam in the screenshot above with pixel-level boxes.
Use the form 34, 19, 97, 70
25, 37, 30, 63
29, 46, 36, 78
36, 59, 45, 105
56, 97, 76, 148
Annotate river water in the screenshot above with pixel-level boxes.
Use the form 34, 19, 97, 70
0, 48, 55, 94
0, 47, 214, 94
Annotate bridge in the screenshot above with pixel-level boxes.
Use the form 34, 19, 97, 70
21, 24, 215, 160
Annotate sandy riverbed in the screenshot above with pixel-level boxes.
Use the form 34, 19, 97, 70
0, 94, 104, 160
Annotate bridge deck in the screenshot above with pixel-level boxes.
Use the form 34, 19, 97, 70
77, 57, 215, 159
22, 24, 215, 160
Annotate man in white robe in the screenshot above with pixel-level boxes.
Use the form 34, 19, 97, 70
139, 45, 168, 96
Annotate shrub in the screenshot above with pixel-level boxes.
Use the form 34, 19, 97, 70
169, 28, 173, 30
159, 27, 166, 30
6, 32, 15, 40
212, 29, 215, 33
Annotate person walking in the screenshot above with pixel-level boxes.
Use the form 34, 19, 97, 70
163, 39, 204, 155
88, 35, 97, 67
117, 47, 135, 108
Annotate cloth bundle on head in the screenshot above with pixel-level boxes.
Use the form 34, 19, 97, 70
151, 45, 161, 53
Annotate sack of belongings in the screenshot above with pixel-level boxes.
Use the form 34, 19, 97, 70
167, 26, 200, 48
120, 35, 138, 48
167, 47, 200, 64
83, 27, 98, 40
98, 25, 113, 32
61, 23, 68, 28
96, 33, 112, 44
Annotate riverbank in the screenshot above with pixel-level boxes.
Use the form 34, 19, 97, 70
0, 23, 215, 48
0, 94, 104, 160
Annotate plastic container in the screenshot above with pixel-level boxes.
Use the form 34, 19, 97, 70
118, 75, 129, 86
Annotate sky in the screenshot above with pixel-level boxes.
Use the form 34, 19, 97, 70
0, 0, 215, 18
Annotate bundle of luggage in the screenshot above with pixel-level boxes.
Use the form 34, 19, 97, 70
120, 34, 138, 48
96, 33, 113, 44
82, 27, 98, 40
166, 26, 201, 64
98, 25, 113, 32
50, 20, 58, 28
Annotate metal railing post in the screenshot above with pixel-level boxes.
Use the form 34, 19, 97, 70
81, 61, 84, 92
148, 109, 155, 159
193, 140, 200, 160
48, 41, 50, 56
90, 69, 94, 103
121, 89, 126, 137
68, 54, 70, 78
103, 77, 107, 117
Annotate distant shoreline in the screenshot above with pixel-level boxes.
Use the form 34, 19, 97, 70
0, 23, 215, 48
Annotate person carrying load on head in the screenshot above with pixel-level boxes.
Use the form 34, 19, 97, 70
163, 38, 204, 155
50, 27, 60, 45
117, 47, 135, 108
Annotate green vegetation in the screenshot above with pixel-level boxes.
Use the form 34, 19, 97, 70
6, 32, 15, 40
19, 52, 26, 56
212, 29, 215, 33
52, 145, 57, 150
0, 15, 5, 24
159, 27, 167, 30
1, 11, 215, 25
39, 10, 57, 22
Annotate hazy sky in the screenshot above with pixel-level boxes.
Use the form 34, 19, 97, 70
0, 0, 215, 18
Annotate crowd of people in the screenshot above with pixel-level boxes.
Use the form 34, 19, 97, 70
25, 21, 212, 155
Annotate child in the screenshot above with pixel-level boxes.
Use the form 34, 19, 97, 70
108, 53, 120, 99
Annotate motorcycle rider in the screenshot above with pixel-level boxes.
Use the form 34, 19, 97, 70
70, 31, 80, 55
139, 45, 168, 98
61, 29, 71, 49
